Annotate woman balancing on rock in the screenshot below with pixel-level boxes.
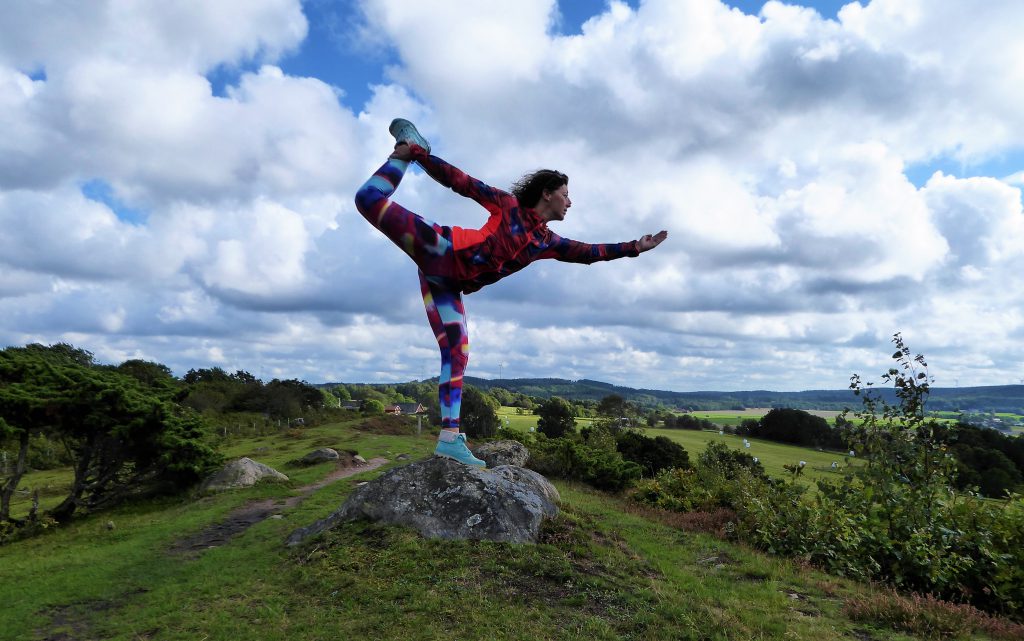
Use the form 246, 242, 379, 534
355, 119, 668, 467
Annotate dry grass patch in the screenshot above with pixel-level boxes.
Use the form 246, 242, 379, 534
845, 588, 1024, 640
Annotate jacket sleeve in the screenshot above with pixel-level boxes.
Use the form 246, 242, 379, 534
540, 231, 642, 264
410, 145, 509, 209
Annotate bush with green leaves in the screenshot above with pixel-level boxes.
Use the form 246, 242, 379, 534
535, 396, 576, 438
613, 429, 690, 477
526, 432, 641, 492
460, 385, 500, 439
633, 335, 1024, 619
361, 399, 385, 415
632, 441, 773, 513
698, 441, 769, 480
737, 336, 1024, 616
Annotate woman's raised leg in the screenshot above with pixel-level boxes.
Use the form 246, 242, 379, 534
354, 157, 452, 267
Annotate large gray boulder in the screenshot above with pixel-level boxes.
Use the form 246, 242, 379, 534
296, 448, 340, 465
200, 458, 288, 493
471, 440, 529, 468
285, 456, 560, 546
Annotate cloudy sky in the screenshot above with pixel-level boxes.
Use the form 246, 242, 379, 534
2, 0, 1022, 392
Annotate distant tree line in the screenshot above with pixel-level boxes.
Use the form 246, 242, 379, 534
180, 367, 326, 421
464, 376, 1024, 414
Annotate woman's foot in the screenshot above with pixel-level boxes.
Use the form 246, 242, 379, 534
389, 118, 431, 154
434, 432, 486, 467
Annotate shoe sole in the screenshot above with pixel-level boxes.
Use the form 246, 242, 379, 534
433, 451, 486, 468
389, 118, 431, 154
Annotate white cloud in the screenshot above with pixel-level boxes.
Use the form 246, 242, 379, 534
0, 0, 307, 72
1, 0, 1023, 391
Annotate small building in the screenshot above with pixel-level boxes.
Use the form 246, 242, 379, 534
396, 403, 427, 415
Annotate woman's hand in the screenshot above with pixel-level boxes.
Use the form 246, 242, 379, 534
389, 142, 414, 162
638, 230, 668, 252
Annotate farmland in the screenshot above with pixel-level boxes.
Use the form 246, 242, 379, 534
496, 406, 857, 486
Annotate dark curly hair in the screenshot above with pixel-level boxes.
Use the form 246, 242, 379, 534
510, 169, 568, 208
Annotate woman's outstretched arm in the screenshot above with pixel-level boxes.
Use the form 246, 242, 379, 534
542, 230, 668, 264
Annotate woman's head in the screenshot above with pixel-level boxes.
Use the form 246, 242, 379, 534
511, 169, 569, 209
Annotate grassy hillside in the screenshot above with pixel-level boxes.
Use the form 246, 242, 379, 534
1, 417, 1018, 640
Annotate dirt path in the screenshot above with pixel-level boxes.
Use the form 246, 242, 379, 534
168, 457, 388, 557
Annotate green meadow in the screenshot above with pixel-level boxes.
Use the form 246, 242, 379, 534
644, 428, 859, 486
5, 416, 1016, 641
496, 406, 857, 486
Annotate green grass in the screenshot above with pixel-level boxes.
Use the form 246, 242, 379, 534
495, 406, 860, 486
497, 406, 597, 433
644, 429, 861, 486
497, 405, 540, 432
1, 416, 1016, 640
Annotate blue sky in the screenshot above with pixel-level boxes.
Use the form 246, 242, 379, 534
2, 0, 1023, 391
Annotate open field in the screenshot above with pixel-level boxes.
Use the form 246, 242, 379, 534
644, 428, 860, 486
5, 415, 1013, 641
496, 406, 597, 432
494, 407, 858, 486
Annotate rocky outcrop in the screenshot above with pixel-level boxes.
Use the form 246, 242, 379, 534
200, 458, 288, 493
285, 455, 559, 546
295, 448, 340, 465
471, 440, 530, 468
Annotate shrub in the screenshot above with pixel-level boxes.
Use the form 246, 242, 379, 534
527, 434, 641, 492
698, 441, 768, 480
742, 335, 1024, 618
845, 588, 1024, 641
633, 448, 775, 515
753, 408, 838, 448
460, 386, 499, 439
630, 335, 1024, 619
614, 429, 690, 477
535, 397, 576, 438
362, 399, 385, 415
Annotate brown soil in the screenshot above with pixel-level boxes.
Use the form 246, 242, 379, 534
168, 456, 387, 557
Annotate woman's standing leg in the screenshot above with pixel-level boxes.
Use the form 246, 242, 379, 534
420, 271, 484, 467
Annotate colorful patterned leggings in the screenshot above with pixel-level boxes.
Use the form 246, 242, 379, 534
354, 158, 469, 430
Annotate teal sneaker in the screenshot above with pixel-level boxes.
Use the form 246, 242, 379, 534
434, 433, 486, 467
389, 118, 431, 154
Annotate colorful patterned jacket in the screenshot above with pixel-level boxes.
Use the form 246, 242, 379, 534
410, 145, 641, 294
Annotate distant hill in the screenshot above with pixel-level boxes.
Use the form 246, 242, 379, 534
462, 377, 1024, 413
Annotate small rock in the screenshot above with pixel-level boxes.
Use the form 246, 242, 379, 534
353, 455, 367, 465
471, 440, 529, 468
200, 458, 289, 493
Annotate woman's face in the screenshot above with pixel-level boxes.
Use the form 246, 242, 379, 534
543, 184, 571, 221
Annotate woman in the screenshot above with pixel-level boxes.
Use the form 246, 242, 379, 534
354, 119, 668, 467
